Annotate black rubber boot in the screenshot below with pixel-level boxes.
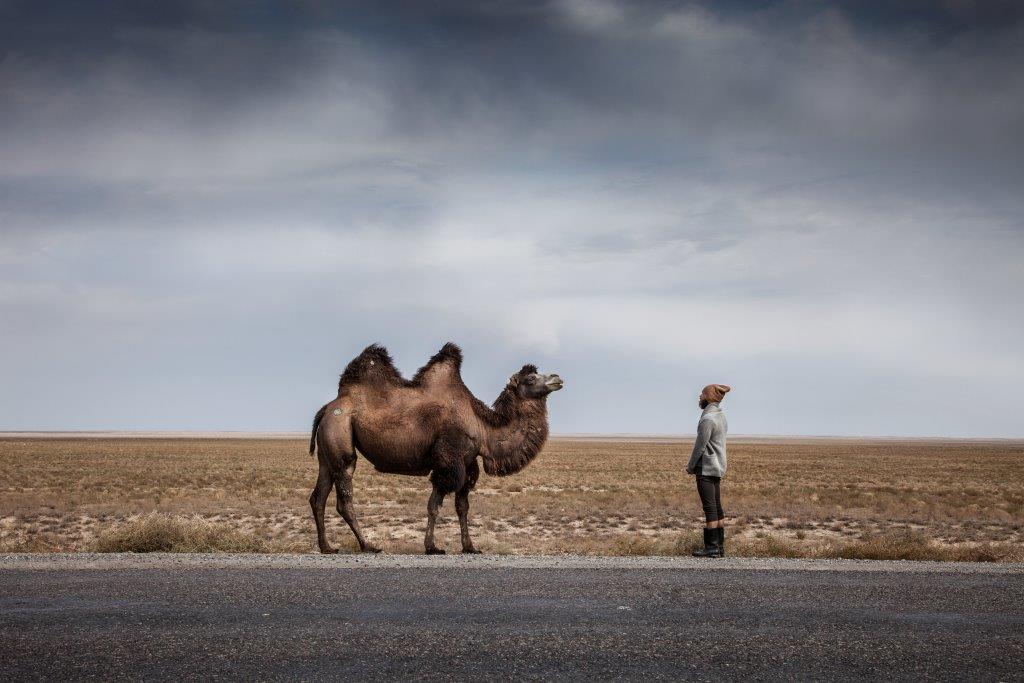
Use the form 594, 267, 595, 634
692, 528, 723, 558
718, 527, 726, 557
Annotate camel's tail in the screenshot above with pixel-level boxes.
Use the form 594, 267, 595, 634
309, 405, 327, 456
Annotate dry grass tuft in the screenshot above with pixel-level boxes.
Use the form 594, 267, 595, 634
94, 512, 267, 553
820, 530, 1024, 563
949, 543, 1024, 563
0, 534, 63, 553
612, 531, 703, 556
730, 533, 805, 559
824, 530, 939, 561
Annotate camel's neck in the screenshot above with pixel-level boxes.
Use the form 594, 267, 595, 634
482, 391, 549, 477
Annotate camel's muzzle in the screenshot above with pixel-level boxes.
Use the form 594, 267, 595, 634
544, 374, 564, 391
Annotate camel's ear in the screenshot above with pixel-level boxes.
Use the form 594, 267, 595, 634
508, 374, 519, 387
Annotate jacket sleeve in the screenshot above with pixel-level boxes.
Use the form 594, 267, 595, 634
686, 418, 714, 474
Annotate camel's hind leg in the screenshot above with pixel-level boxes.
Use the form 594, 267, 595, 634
311, 404, 377, 554
309, 463, 336, 554
335, 461, 380, 553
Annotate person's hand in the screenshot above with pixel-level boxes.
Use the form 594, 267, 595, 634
685, 467, 695, 475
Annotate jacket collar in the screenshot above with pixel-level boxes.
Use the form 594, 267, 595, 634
701, 402, 721, 417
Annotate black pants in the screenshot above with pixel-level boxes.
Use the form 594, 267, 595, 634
695, 473, 724, 523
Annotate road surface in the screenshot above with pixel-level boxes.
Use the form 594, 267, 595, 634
2, 554, 1022, 681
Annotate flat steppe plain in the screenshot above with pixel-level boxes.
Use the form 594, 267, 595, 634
1, 435, 1022, 558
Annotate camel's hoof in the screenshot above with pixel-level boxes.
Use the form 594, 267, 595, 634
319, 547, 340, 555
362, 545, 383, 554
425, 547, 446, 555
462, 547, 482, 555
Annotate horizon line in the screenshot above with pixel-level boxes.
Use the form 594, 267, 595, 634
1, 430, 1021, 442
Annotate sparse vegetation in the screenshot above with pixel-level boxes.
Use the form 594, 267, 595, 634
612, 531, 703, 556
93, 512, 267, 553
608, 529, 1024, 562
1, 436, 1022, 560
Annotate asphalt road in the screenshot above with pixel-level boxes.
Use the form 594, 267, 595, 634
2, 555, 1022, 681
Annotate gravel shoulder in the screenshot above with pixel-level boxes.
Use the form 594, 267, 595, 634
2, 552, 1022, 573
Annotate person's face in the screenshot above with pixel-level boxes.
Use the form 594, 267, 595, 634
698, 395, 709, 409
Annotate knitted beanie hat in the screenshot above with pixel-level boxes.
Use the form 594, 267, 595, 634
701, 384, 731, 403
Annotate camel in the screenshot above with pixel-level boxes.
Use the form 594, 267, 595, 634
308, 342, 564, 554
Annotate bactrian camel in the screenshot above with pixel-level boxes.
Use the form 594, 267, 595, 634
309, 342, 564, 554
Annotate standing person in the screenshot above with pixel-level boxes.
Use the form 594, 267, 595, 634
686, 384, 731, 558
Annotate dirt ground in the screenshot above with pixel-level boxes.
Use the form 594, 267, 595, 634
1, 436, 1022, 557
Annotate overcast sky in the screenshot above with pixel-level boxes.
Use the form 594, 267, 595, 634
1, 0, 1022, 436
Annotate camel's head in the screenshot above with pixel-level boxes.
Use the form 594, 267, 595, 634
510, 364, 564, 399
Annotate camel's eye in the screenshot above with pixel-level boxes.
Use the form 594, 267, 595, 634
527, 374, 538, 383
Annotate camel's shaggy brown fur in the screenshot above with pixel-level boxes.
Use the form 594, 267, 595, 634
310, 342, 563, 554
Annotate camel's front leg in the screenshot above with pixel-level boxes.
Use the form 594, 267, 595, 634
455, 489, 480, 554
424, 486, 447, 554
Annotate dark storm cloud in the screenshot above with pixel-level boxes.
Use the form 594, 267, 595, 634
1, 1, 1023, 435
4, 0, 1023, 210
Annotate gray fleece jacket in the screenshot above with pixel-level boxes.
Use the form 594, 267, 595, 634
686, 403, 728, 477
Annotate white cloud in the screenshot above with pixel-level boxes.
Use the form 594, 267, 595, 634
555, 0, 625, 32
